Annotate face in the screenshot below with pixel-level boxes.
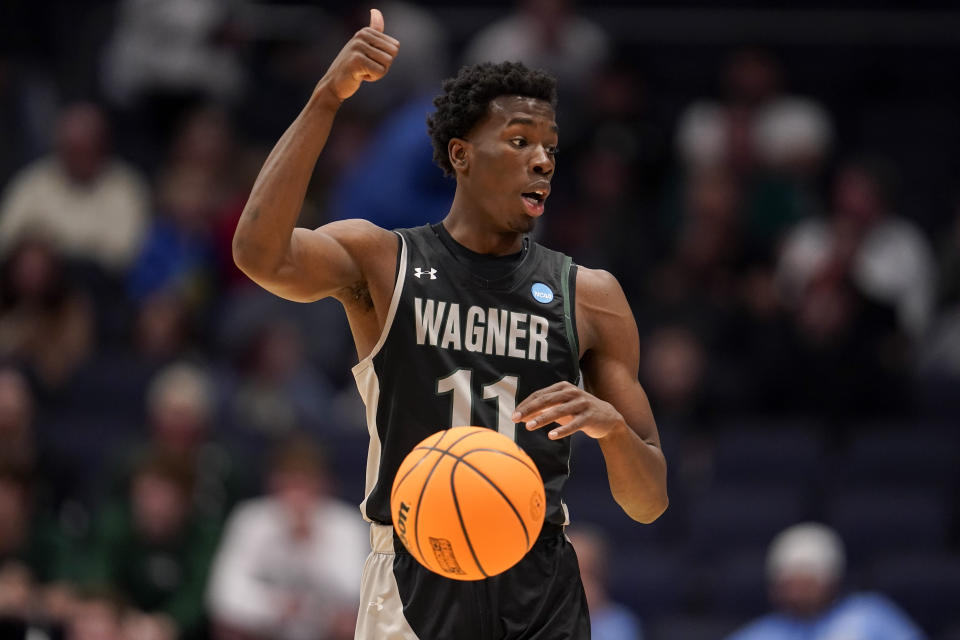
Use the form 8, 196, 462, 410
0, 369, 32, 436
452, 95, 558, 234
771, 572, 836, 618
271, 470, 321, 519
834, 167, 883, 224
57, 104, 107, 184
131, 473, 188, 542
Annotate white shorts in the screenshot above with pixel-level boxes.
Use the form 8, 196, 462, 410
355, 523, 420, 640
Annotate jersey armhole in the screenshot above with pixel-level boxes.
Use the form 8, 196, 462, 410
351, 232, 407, 377
561, 256, 580, 385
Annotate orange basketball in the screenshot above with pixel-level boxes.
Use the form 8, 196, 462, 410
390, 426, 546, 581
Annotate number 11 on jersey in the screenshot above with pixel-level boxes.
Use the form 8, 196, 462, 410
436, 370, 519, 440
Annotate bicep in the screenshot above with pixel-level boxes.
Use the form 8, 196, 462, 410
255, 219, 392, 303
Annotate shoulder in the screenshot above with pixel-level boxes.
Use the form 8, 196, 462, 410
322, 218, 398, 251
2, 158, 57, 195
576, 266, 625, 300
575, 266, 631, 321
838, 592, 916, 620
574, 267, 634, 355
318, 218, 400, 279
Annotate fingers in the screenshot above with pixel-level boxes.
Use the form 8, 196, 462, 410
369, 8, 384, 32
355, 27, 399, 55
545, 416, 586, 440
512, 381, 576, 422
356, 41, 394, 70
351, 31, 397, 82
523, 401, 579, 430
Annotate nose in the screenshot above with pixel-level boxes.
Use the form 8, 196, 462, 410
530, 145, 554, 176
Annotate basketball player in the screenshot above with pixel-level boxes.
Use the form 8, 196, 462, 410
232, 9, 668, 639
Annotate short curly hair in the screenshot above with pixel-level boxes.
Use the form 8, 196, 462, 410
427, 61, 558, 177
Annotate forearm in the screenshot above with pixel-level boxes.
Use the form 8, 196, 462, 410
232, 83, 342, 279
597, 421, 668, 523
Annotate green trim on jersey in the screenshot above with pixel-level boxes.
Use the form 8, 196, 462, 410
561, 256, 580, 384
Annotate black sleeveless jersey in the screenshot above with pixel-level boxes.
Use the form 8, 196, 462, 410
352, 223, 580, 526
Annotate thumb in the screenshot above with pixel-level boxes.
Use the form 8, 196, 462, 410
369, 8, 384, 32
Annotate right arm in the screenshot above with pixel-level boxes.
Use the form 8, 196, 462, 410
232, 9, 399, 303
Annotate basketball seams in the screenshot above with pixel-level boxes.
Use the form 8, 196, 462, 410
393, 426, 545, 580
432, 446, 533, 549
410, 428, 487, 572
457, 457, 532, 549
390, 428, 454, 502
449, 461, 488, 578
390, 448, 436, 504
458, 447, 542, 481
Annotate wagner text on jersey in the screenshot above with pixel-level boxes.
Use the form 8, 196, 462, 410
414, 297, 549, 362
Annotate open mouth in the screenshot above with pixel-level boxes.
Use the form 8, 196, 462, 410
520, 192, 543, 207
521, 189, 548, 216
520, 183, 549, 217
521, 190, 546, 206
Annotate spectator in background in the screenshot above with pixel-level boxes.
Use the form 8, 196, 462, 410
644, 167, 747, 340
103, 0, 243, 124
727, 523, 925, 640
463, 0, 609, 95
108, 362, 247, 524
677, 49, 832, 177
0, 239, 94, 393
221, 318, 336, 456
86, 453, 220, 640
639, 325, 708, 426
133, 292, 196, 367
0, 103, 149, 275
567, 526, 643, 640
207, 434, 366, 640
0, 467, 70, 636
0, 366, 78, 519
674, 49, 829, 252
771, 163, 913, 417
778, 157, 936, 340
0, 367, 35, 472
327, 93, 455, 231
129, 106, 241, 306
127, 165, 219, 306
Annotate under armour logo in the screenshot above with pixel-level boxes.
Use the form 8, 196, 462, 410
368, 596, 384, 611
414, 267, 437, 280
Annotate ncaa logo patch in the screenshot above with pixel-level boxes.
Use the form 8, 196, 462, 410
531, 282, 554, 304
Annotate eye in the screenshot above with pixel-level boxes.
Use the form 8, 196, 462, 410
510, 137, 527, 148
546, 146, 559, 157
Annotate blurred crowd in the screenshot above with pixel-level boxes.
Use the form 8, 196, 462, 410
1, 1, 959, 639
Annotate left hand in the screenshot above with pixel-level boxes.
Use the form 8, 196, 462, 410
512, 381, 626, 441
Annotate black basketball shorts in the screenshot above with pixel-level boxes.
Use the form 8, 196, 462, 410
356, 522, 591, 639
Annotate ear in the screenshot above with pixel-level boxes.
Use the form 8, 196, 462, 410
448, 138, 469, 174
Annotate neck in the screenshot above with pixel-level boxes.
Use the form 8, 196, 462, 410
444, 190, 525, 256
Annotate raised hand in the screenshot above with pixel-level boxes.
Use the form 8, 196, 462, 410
321, 8, 399, 102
